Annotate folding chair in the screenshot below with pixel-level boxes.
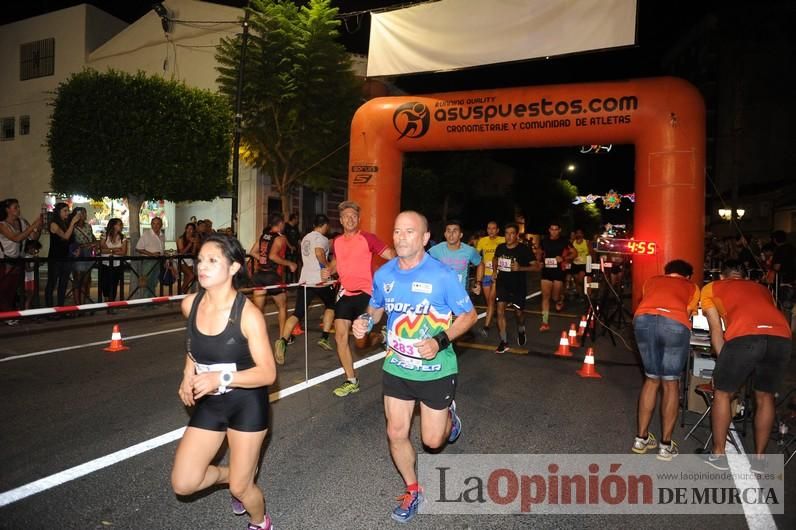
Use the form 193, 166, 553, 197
684, 382, 747, 452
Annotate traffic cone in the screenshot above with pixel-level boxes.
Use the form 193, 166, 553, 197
292, 322, 304, 336
104, 324, 129, 352
554, 331, 572, 357
577, 315, 588, 338
577, 347, 602, 378
568, 323, 581, 348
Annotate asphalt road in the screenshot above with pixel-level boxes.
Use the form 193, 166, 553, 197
1, 297, 793, 529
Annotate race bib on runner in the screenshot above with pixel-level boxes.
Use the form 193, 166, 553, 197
497, 257, 512, 272
561, 262, 572, 270
388, 331, 424, 368
544, 257, 558, 268
193, 360, 237, 395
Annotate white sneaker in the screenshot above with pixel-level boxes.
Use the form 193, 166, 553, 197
657, 440, 679, 461
631, 433, 657, 454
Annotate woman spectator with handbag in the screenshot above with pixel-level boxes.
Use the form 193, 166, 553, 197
69, 207, 97, 306
0, 198, 42, 314
177, 222, 199, 294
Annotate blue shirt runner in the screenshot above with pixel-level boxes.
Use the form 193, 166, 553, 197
371, 253, 474, 381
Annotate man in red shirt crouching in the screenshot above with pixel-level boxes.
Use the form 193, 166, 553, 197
700, 260, 792, 472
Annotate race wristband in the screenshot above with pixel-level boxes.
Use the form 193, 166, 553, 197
432, 331, 451, 351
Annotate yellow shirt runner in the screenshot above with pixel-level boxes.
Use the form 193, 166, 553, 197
476, 236, 506, 279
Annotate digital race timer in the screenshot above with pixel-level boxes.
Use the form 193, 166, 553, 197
595, 237, 657, 255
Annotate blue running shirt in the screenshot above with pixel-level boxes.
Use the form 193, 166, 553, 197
428, 242, 481, 290
371, 253, 474, 381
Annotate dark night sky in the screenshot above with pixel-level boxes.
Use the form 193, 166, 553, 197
3, 1, 736, 228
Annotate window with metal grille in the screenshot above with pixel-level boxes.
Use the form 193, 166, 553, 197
1, 117, 15, 141
20, 115, 30, 135
20, 38, 55, 80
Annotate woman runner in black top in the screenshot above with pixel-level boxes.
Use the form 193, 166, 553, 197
171, 234, 277, 530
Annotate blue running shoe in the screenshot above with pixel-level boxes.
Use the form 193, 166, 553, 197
231, 495, 246, 516
391, 489, 423, 523
448, 400, 462, 443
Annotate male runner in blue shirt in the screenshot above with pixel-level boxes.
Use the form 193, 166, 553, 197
353, 211, 477, 523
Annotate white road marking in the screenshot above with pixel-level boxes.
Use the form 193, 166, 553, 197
0, 305, 324, 364
726, 429, 776, 528
0, 292, 546, 506
0, 349, 387, 508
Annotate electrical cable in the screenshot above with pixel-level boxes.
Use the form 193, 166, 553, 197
583, 265, 636, 352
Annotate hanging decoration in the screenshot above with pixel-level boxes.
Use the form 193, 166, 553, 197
572, 191, 635, 207
579, 144, 612, 154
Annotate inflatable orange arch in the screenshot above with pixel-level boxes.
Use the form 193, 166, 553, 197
348, 77, 705, 307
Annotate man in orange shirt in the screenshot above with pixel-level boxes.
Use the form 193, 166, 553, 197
700, 260, 792, 471
631, 260, 700, 461
321, 201, 395, 397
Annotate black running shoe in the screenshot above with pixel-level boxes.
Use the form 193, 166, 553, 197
495, 341, 509, 354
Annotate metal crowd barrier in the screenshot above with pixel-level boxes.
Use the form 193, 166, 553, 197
0, 254, 267, 310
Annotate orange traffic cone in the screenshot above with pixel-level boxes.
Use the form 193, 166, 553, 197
577, 315, 588, 338
104, 324, 129, 352
568, 323, 581, 348
577, 347, 602, 378
554, 331, 572, 357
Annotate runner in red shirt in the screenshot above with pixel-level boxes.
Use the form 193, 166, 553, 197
321, 201, 395, 396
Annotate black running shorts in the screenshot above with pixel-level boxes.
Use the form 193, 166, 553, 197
382, 371, 456, 410
541, 268, 566, 282
495, 283, 527, 310
252, 271, 285, 295
293, 285, 337, 321
334, 292, 371, 322
189, 387, 269, 432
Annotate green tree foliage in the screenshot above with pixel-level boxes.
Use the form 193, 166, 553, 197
520, 178, 602, 236
47, 69, 232, 239
402, 151, 495, 230
215, 0, 361, 216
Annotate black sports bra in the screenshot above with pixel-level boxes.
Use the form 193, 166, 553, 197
186, 290, 253, 370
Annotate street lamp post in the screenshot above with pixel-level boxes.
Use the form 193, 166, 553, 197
231, 10, 251, 237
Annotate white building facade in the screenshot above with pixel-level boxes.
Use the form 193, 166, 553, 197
0, 0, 280, 250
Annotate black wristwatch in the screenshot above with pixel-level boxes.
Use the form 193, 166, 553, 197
432, 331, 451, 351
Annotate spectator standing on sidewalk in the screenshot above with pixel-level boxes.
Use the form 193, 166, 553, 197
0, 198, 43, 313
177, 222, 199, 293
69, 207, 97, 306
770, 230, 795, 322
45, 202, 80, 308
100, 218, 127, 302
135, 217, 165, 298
